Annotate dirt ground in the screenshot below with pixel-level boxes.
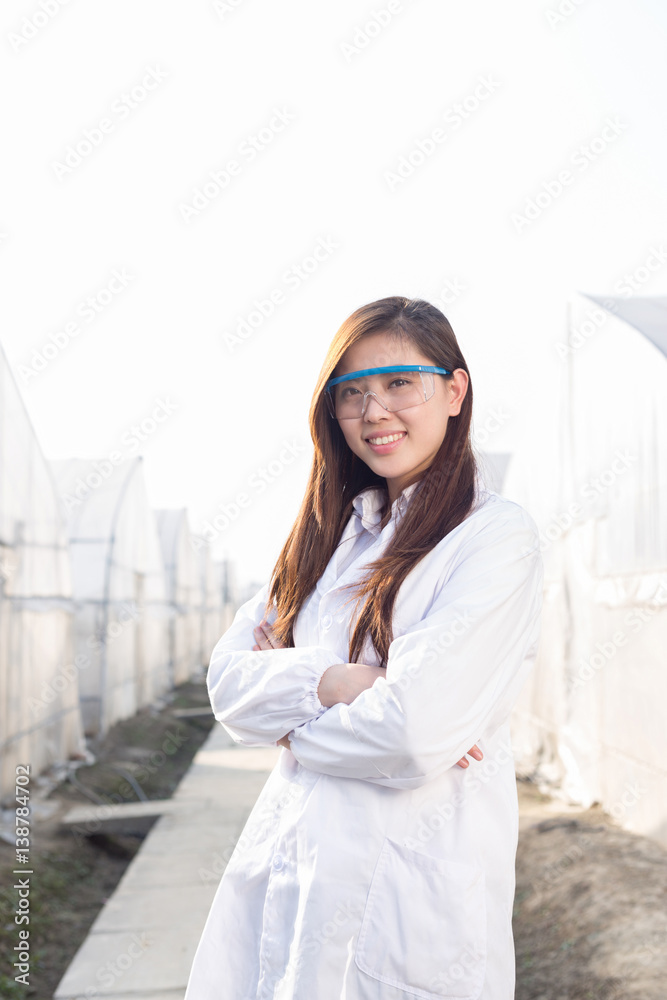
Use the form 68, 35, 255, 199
2, 686, 666, 999
514, 779, 667, 999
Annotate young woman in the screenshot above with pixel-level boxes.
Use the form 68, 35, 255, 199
184, 296, 543, 1000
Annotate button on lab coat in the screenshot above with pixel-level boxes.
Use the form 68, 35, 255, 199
184, 483, 543, 1000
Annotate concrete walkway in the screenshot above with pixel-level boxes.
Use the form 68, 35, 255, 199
53, 725, 281, 1000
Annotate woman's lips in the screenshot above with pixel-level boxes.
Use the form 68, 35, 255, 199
365, 431, 407, 454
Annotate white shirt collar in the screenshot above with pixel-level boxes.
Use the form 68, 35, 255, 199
352, 480, 421, 537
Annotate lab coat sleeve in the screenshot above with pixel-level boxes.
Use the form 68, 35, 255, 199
207, 581, 343, 747
286, 505, 544, 789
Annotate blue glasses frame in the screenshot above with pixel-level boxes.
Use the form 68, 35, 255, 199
325, 364, 451, 389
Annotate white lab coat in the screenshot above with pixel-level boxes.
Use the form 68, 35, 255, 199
184, 481, 543, 1000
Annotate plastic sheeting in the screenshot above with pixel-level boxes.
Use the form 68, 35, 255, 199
507, 292, 667, 846
216, 556, 237, 620
0, 344, 85, 800
51, 457, 170, 737
192, 539, 226, 672
155, 509, 204, 685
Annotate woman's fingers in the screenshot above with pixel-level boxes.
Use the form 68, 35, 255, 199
252, 619, 286, 651
251, 626, 268, 650
455, 744, 484, 768
252, 624, 271, 650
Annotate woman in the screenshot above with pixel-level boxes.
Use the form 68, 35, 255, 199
184, 296, 543, 1000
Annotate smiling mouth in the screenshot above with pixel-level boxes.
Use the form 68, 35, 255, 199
366, 431, 407, 445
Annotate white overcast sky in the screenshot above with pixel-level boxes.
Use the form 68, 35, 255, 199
1, 0, 666, 590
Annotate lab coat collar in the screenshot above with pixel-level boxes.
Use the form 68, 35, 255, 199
352, 481, 421, 537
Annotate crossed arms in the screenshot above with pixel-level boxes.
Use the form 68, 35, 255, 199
206, 507, 543, 790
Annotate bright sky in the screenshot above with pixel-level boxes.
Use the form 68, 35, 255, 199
1, 0, 666, 592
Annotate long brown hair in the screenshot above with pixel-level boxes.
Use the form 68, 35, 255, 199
264, 295, 479, 666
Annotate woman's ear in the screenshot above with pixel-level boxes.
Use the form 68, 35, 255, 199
448, 369, 469, 416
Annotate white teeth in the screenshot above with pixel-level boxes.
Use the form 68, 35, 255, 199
368, 432, 405, 445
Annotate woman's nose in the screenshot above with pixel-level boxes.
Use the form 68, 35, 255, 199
362, 392, 390, 420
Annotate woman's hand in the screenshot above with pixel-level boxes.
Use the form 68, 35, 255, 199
251, 621, 292, 747
252, 619, 285, 651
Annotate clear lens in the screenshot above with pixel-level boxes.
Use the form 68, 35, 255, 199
331, 371, 434, 418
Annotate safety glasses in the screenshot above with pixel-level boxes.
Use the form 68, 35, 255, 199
324, 365, 452, 419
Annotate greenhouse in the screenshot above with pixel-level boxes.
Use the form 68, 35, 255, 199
508, 293, 667, 844
155, 508, 206, 685
192, 536, 227, 670
0, 343, 85, 800
51, 456, 170, 737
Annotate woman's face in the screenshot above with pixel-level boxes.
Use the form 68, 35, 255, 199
331, 331, 469, 503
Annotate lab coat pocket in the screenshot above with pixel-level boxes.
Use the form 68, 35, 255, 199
354, 836, 486, 1000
